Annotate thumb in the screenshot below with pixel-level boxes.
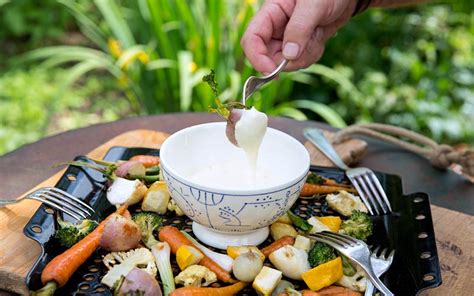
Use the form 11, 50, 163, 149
283, 0, 326, 60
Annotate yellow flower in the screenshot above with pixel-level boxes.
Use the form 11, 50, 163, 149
246, 0, 256, 5
189, 62, 197, 73
108, 39, 122, 58
117, 74, 129, 87
137, 52, 150, 64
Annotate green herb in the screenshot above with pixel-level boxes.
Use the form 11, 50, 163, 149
204, 70, 249, 119
306, 173, 325, 185
287, 210, 313, 233
340, 211, 373, 241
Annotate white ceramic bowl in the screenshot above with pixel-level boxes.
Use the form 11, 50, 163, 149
159, 122, 310, 248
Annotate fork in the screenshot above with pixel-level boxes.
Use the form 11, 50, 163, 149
304, 127, 392, 215
309, 231, 394, 296
365, 247, 395, 296
0, 187, 94, 220
242, 59, 288, 104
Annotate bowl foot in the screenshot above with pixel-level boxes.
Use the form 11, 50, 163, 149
192, 222, 269, 250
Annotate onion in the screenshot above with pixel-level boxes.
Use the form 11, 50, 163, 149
226, 109, 242, 146
100, 214, 141, 251
119, 267, 162, 296
115, 160, 146, 178
232, 252, 263, 282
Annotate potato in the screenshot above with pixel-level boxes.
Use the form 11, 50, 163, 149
119, 267, 162, 296
270, 222, 298, 241
275, 212, 292, 224
100, 214, 141, 251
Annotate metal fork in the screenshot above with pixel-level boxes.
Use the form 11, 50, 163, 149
0, 187, 94, 220
365, 247, 395, 296
304, 127, 392, 215
309, 231, 394, 296
242, 59, 288, 104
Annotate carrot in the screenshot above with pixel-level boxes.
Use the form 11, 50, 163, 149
302, 291, 321, 296
300, 183, 356, 197
322, 178, 352, 188
41, 205, 127, 287
261, 236, 295, 257
159, 226, 235, 283
170, 281, 247, 296
129, 155, 160, 168
317, 286, 362, 296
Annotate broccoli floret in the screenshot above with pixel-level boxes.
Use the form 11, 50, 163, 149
306, 173, 325, 185
340, 211, 373, 241
308, 242, 336, 267
132, 212, 163, 248
55, 218, 98, 248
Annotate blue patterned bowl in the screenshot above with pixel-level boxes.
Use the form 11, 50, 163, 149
160, 122, 310, 248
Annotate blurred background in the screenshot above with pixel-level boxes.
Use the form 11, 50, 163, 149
0, 0, 472, 155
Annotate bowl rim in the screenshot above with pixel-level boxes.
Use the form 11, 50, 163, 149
160, 122, 310, 195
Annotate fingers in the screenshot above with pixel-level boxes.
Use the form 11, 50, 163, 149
282, 0, 328, 60
241, 1, 291, 73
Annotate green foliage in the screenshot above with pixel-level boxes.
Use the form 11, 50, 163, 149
0, 68, 128, 154
317, 5, 474, 144
19, 0, 346, 127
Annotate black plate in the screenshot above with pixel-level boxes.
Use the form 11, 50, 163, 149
24, 146, 441, 295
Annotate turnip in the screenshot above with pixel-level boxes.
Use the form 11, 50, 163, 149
100, 214, 141, 251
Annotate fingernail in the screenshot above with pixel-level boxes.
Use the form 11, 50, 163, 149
283, 42, 300, 59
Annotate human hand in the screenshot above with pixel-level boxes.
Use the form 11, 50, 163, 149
241, 0, 356, 72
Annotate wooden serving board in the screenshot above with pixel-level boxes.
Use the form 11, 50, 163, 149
0, 129, 471, 295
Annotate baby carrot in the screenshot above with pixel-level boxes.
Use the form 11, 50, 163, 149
169, 281, 247, 296
261, 236, 295, 257
300, 183, 356, 197
40, 205, 127, 288
129, 155, 160, 168
159, 226, 235, 283
317, 286, 362, 295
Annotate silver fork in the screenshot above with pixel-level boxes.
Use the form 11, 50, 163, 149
309, 231, 394, 296
0, 187, 94, 220
365, 247, 395, 296
304, 127, 392, 215
242, 59, 288, 104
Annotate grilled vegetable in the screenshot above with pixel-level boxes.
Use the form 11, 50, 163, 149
293, 235, 312, 252
326, 191, 367, 216
132, 211, 163, 248
54, 218, 98, 248
152, 242, 176, 295
102, 248, 157, 288
38, 206, 127, 292
119, 267, 162, 296
232, 252, 264, 282
252, 266, 282, 296
129, 155, 161, 168
301, 257, 343, 291
183, 231, 234, 273
107, 177, 147, 205
308, 242, 337, 268
99, 213, 141, 251
170, 281, 247, 296
276, 212, 292, 224
115, 160, 146, 178
227, 245, 265, 262
261, 236, 295, 257
287, 210, 313, 233
141, 181, 171, 214
176, 245, 204, 270
340, 211, 373, 241
317, 216, 342, 233
159, 226, 234, 283
175, 265, 217, 287
307, 217, 331, 234
268, 245, 311, 280
336, 264, 367, 292
271, 280, 295, 296
270, 222, 298, 240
